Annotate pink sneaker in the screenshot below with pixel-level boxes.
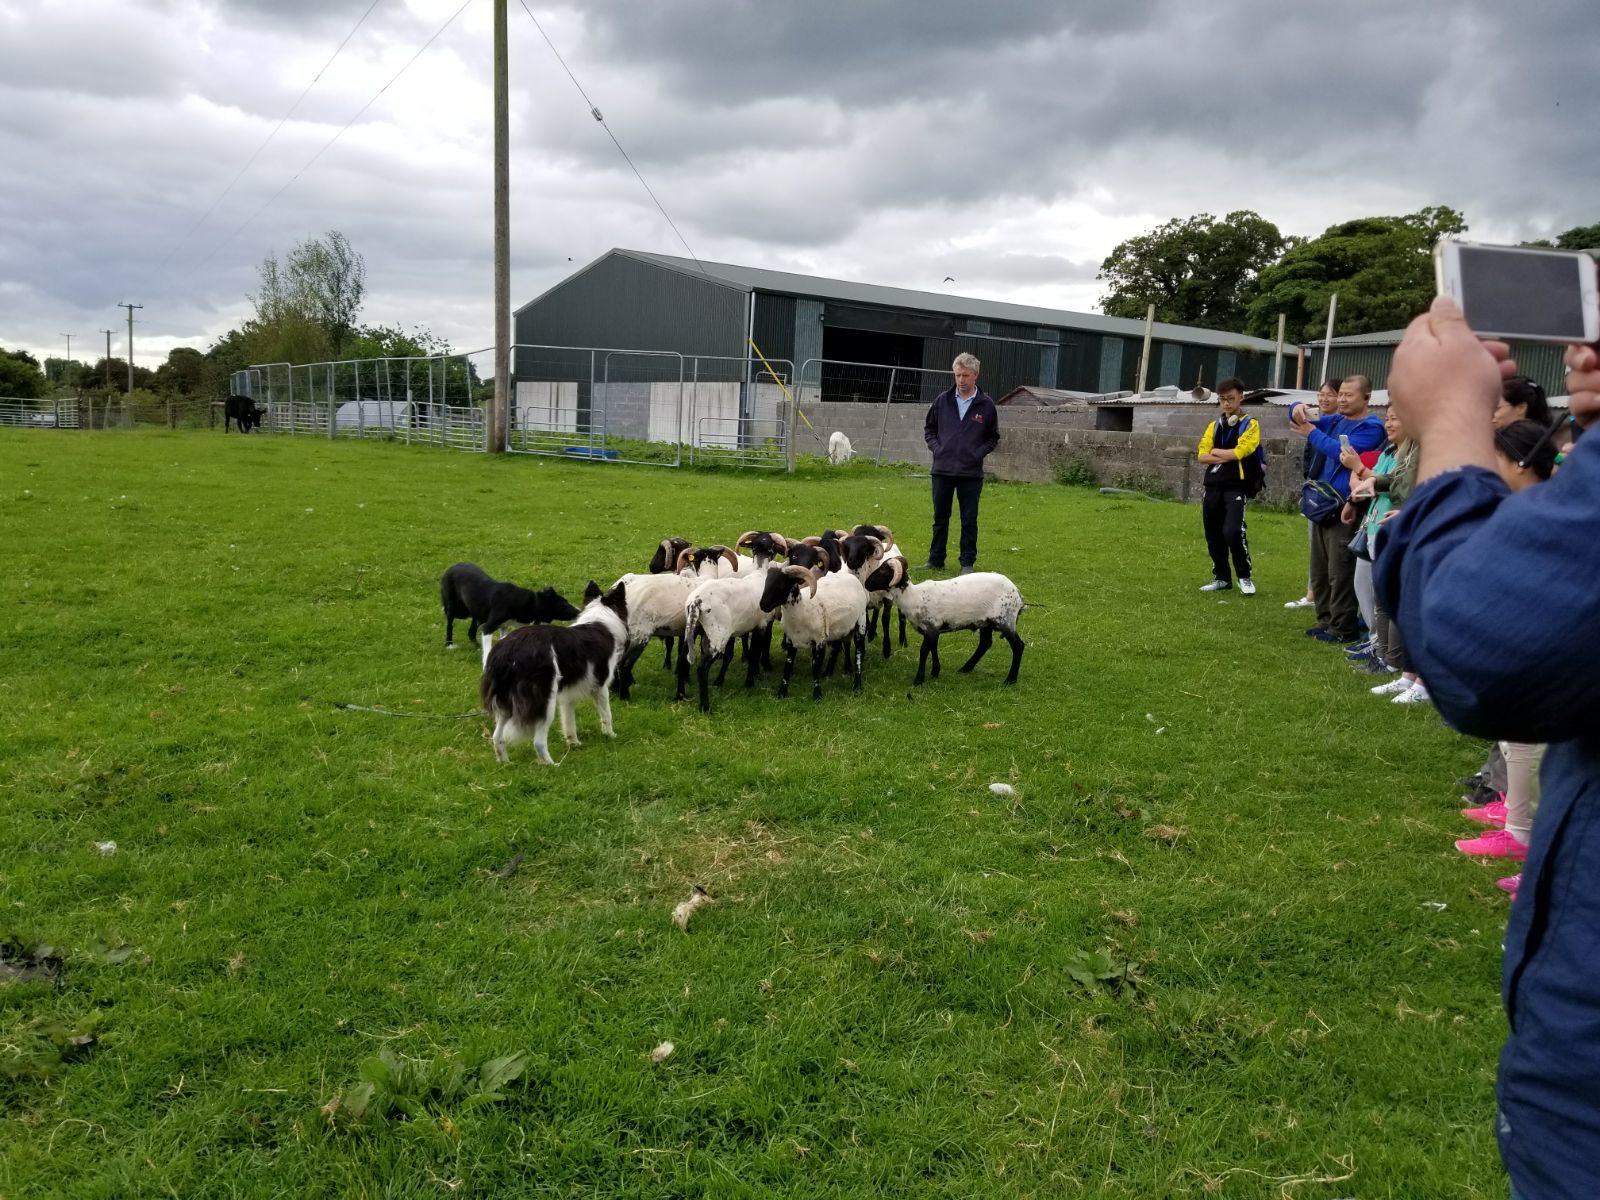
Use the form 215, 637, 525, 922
1496, 874, 1521, 897
1462, 800, 1507, 826
1455, 829, 1528, 861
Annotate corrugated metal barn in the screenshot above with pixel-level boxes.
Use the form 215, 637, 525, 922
514, 249, 1290, 403
1306, 329, 1569, 398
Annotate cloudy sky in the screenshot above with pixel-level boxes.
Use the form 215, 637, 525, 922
2, 0, 1595, 371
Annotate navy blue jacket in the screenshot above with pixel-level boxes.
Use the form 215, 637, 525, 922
1375, 435, 1600, 1198
924, 387, 999, 478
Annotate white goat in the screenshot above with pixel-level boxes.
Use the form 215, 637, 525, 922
758, 565, 869, 700
681, 569, 777, 712
827, 431, 854, 465
870, 559, 1025, 685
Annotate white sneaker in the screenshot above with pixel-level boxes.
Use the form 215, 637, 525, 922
1370, 676, 1411, 696
1239, 578, 1256, 595
1393, 680, 1433, 705
1198, 580, 1231, 592
1284, 596, 1315, 609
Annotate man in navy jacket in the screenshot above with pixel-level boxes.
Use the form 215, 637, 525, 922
1378, 296, 1600, 1200
921, 352, 1000, 573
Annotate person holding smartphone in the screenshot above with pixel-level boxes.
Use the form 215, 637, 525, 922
1287, 375, 1385, 642
1377, 296, 1600, 1199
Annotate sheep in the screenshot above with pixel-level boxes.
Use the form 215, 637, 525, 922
758, 565, 869, 700
649, 537, 693, 575
610, 571, 694, 701
840, 530, 907, 657
866, 559, 1025, 685
679, 569, 778, 712
676, 545, 741, 580
439, 562, 580, 666
827, 431, 854, 465
643, 536, 693, 669
734, 530, 790, 569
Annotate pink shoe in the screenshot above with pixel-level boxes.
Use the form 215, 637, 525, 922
1462, 800, 1507, 826
1455, 829, 1528, 861
1496, 874, 1521, 897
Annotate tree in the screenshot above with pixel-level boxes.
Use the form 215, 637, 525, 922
244, 229, 367, 365
0, 348, 46, 398
1245, 206, 1468, 341
1097, 211, 1292, 331
1526, 223, 1600, 252
154, 347, 206, 397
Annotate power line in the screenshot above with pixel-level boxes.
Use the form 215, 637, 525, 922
148, 0, 386, 281
516, 0, 708, 278
188, 0, 474, 275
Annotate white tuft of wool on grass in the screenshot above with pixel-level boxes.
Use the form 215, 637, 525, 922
671, 886, 713, 931
650, 1041, 675, 1064
988, 783, 1015, 797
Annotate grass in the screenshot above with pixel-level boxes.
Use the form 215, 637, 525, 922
1, 430, 1508, 1198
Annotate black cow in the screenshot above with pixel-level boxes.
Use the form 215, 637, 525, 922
224, 394, 264, 433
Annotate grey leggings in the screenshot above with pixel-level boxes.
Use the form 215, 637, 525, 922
1371, 604, 1408, 673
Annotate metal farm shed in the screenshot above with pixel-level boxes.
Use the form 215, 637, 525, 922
513, 249, 1292, 407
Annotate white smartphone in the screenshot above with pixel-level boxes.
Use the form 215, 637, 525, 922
1434, 240, 1600, 344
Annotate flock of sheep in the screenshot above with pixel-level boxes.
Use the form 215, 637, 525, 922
441, 526, 1026, 764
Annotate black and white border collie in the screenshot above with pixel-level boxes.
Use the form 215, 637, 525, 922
480, 580, 629, 764
440, 562, 580, 666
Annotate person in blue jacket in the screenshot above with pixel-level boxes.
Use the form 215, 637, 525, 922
1287, 375, 1386, 641
920, 352, 1000, 574
1377, 295, 1600, 1200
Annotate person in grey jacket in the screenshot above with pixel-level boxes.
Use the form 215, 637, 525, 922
920, 353, 1000, 574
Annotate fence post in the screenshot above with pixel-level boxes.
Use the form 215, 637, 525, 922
876, 366, 897, 464
327, 363, 336, 440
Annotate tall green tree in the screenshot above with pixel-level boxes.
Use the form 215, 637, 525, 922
1245, 206, 1468, 341
244, 229, 368, 365
1097, 211, 1292, 331
0, 348, 46, 398
153, 347, 206, 397
1526, 223, 1600, 252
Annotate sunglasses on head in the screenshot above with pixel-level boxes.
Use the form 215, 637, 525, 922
1518, 413, 1582, 469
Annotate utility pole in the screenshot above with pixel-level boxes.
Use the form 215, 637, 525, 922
102, 330, 114, 388
490, 0, 510, 453
119, 303, 142, 393
59, 334, 73, 384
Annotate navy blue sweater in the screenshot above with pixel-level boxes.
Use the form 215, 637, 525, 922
924, 388, 999, 478
1376, 436, 1600, 1197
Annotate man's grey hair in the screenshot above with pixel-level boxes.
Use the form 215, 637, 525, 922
1343, 373, 1373, 399
952, 352, 981, 374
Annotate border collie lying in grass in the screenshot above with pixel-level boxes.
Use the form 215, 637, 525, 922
480, 579, 629, 764
439, 562, 579, 665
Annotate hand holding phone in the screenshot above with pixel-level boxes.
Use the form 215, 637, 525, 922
1435, 240, 1600, 344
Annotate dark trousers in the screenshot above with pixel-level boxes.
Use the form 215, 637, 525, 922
928, 474, 983, 568
1309, 519, 1359, 638
1202, 488, 1251, 583
1371, 603, 1408, 673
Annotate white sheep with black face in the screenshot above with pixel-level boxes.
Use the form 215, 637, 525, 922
865, 559, 1025, 686
758, 564, 870, 700
610, 571, 694, 701
679, 569, 779, 713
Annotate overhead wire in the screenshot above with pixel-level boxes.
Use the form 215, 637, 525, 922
514, 2, 814, 434
147, 0, 386, 281
187, 0, 475, 275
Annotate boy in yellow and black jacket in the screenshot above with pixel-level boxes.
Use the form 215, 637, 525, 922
1195, 378, 1263, 594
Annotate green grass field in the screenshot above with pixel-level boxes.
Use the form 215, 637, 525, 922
2, 431, 1509, 1198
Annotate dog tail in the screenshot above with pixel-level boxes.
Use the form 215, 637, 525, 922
480, 629, 557, 726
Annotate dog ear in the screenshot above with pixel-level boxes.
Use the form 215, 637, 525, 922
583, 579, 602, 603
603, 580, 627, 612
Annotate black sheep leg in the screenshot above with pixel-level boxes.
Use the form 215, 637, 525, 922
958, 628, 994, 674
1001, 629, 1025, 684
714, 638, 736, 687
697, 649, 714, 713
811, 644, 825, 701
777, 639, 796, 699
852, 630, 865, 691
913, 632, 940, 685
